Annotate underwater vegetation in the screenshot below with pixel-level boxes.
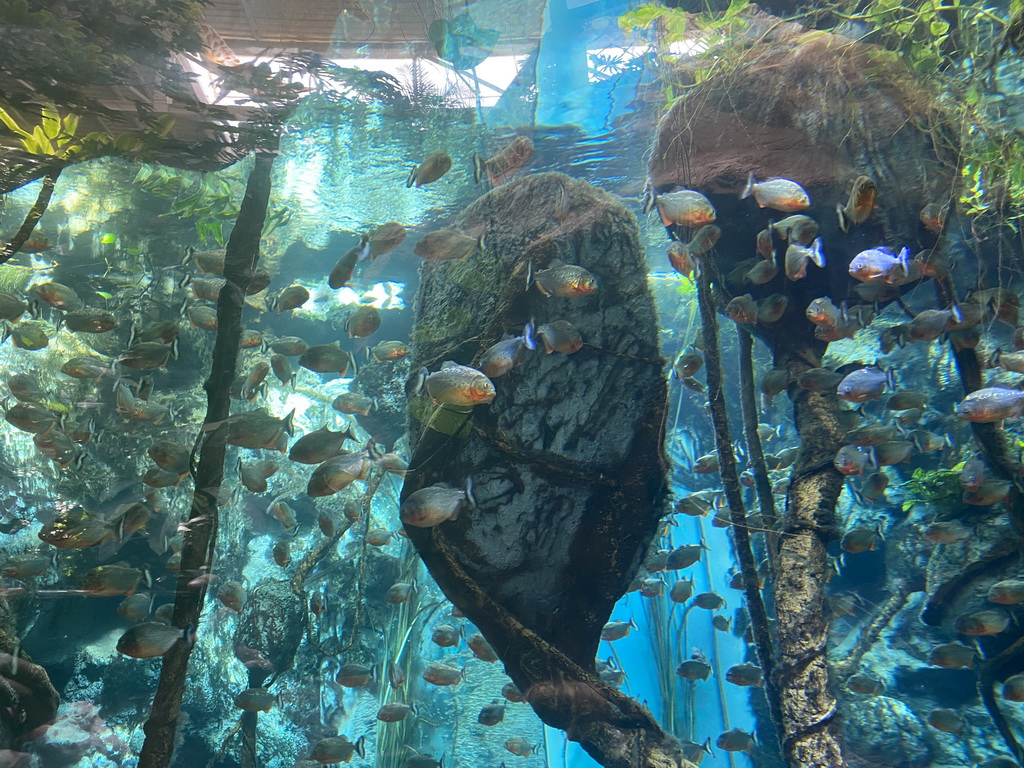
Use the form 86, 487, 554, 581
4, 0, 1024, 767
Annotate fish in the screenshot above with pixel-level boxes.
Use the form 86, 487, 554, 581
756, 294, 788, 324
837, 365, 893, 403
929, 642, 978, 669
760, 368, 790, 408
841, 523, 882, 553
956, 387, 1024, 422
922, 520, 971, 544
834, 445, 877, 477
479, 324, 536, 378
117, 593, 153, 622
61, 356, 112, 380
0, 293, 28, 322
188, 305, 218, 331
726, 663, 763, 687
270, 354, 295, 387
62, 308, 119, 333
725, 294, 757, 324
117, 622, 194, 658
848, 247, 910, 283
669, 577, 695, 604
273, 539, 291, 567
119, 341, 174, 370
149, 440, 190, 475
847, 673, 885, 695
478, 699, 507, 726
190, 276, 224, 302
30, 282, 82, 310
964, 479, 1012, 505
886, 391, 929, 410
414, 229, 482, 261
717, 729, 757, 753
955, 609, 1010, 635
274, 285, 309, 313
473, 135, 534, 185
712, 615, 731, 633
368, 222, 407, 258
431, 623, 461, 647
39, 508, 121, 549
221, 407, 295, 452
988, 579, 1024, 605
270, 336, 309, 356
836, 175, 878, 232
377, 702, 416, 722
532, 259, 598, 298
288, 426, 356, 464
403, 755, 443, 768
796, 368, 842, 391
537, 320, 583, 355
755, 228, 774, 260
467, 632, 498, 662
784, 239, 825, 280
385, 581, 416, 604
640, 578, 665, 597
329, 237, 371, 289
307, 452, 369, 497
80, 562, 143, 597
666, 542, 706, 570
502, 681, 525, 702
268, 499, 297, 532
333, 392, 375, 415
1002, 673, 1024, 702
4, 401, 61, 434
667, 241, 694, 278
4, 321, 50, 350
400, 478, 474, 527
653, 188, 716, 228
672, 350, 704, 379
693, 592, 725, 610
846, 424, 896, 446
504, 738, 540, 758
1, 553, 52, 580
238, 458, 277, 494
676, 658, 712, 680
600, 618, 637, 641
745, 259, 778, 285
234, 687, 278, 712
407, 151, 453, 188
771, 214, 819, 245
422, 661, 463, 685
741, 172, 810, 211
914, 248, 952, 280
414, 362, 496, 406
299, 344, 355, 376
310, 735, 365, 764
218, 580, 246, 612
335, 662, 374, 687
920, 202, 947, 234
960, 457, 989, 490
370, 341, 410, 361
992, 347, 1024, 374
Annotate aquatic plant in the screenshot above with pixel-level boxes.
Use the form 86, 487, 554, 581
901, 463, 964, 512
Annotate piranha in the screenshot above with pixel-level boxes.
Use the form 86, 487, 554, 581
299, 343, 355, 376
377, 702, 416, 722
726, 663, 763, 687
670, 578, 695, 603
431, 623, 461, 647
928, 641, 978, 669
848, 246, 910, 283
234, 687, 278, 712
956, 387, 1024, 423
4, 321, 50, 350
772, 214, 819, 245
837, 365, 894, 403
413, 229, 483, 261
847, 672, 885, 695
479, 324, 536, 378
955, 609, 1010, 636
422, 661, 464, 686
926, 708, 964, 735
474, 135, 534, 185
0, 293, 28, 322
756, 293, 788, 324
741, 172, 810, 212
648, 188, 716, 228
407, 151, 452, 188
368, 221, 407, 257
841, 523, 882, 553
275, 285, 309, 312
62, 308, 119, 333
310, 735, 365, 764
117, 622, 194, 658
725, 294, 757, 324
537, 320, 583, 355
345, 306, 381, 338
531, 259, 598, 298
371, 340, 410, 361
676, 658, 712, 680
468, 632, 498, 662
30, 282, 82, 311
118, 593, 153, 622
717, 728, 757, 753
988, 579, 1024, 605
504, 737, 540, 758
783, 238, 825, 281
478, 699, 507, 726
836, 175, 878, 232
307, 451, 369, 497
400, 478, 474, 527
270, 336, 309, 356
328, 237, 371, 290
333, 392, 375, 415
80, 562, 143, 596
413, 362, 496, 406
289, 426, 356, 464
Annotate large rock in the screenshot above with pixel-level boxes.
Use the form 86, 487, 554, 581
402, 172, 667, 668
844, 695, 932, 768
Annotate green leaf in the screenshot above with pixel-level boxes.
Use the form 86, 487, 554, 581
929, 20, 949, 35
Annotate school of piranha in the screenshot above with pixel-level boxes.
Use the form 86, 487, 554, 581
3, 122, 1024, 767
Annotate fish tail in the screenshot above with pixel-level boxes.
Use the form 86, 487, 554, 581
405, 167, 417, 188
180, 245, 195, 268
476, 232, 487, 255
993, 347, 1003, 367
897, 246, 910, 276
741, 171, 756, 200
348, 350, 358, 377
642, 186, 656, 215
182, 622, 197, 649
522, 322, 536, 351
810, 238, 826, 268
465, 475, 476, 507
525, 260, 533, 292
836, 201, 849, 233
283, 408, 296, 436
472, 153, 486, 185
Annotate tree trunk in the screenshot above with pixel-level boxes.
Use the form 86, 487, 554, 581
137, 146, 277, 768
1, 167, 61, 265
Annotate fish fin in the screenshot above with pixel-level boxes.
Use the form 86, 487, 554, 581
642, 185, 656, 215
836, 201, 849, 233
465, 476, 475, 508
525, 260, 533, 292
348, 350, 358, 377
283, 408, 296, 436
702, 737, 715, 757
405, 167, 417, 188
950, 301, 964, 323
522, 322, 536, 351
475, 232, 487, 255
897, 246, 911, 276
866, 446, 879, 472
472, 153, 486, 184
180, 245, 195, 267
809, 238, 825, 268
741, 170, 755, 200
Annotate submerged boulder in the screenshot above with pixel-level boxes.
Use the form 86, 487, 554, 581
402, 173, 675, 765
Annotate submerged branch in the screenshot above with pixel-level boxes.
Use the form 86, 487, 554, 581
0, 168, 61, 265
137, 145, 277, 768
738, 329, 779, 561
695, 263, 785, 758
